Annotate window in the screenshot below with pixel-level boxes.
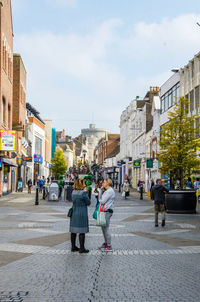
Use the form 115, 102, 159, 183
164, 94, 168, 112
2, 97, 6, 126
195, 86, 200, 111
8, 105, 11, 129
185, 94, 189, 114
168, 91, 172, 108
161, 96, 164, 113
190, 90, 194, 112
196, 118, 200, 138
35, 136, 42, 155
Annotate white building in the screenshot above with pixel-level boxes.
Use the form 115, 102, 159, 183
151, 71, 180, 183
26, 103, 47, 184
81, 124, 108, 163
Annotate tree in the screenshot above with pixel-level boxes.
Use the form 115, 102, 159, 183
51, 149, 67, 179
158, 97, 200, 188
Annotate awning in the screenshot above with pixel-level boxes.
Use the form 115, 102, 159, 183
2, 158, 18, 167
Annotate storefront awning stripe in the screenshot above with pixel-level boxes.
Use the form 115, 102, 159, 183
1, 158, 18, 167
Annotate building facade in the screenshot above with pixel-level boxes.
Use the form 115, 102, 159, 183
0, 0, 17, 195
81, 124, 108, 163
26, 103, 46, 184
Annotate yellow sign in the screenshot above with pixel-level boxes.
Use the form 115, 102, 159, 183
0, 130, 16, 151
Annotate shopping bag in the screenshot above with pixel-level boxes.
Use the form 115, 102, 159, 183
93, 202, 100, 220
97, 211, 106, 227
122, 192, 125, 197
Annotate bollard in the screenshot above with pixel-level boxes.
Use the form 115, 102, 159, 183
35, 187, 39, 205
140, 186, 143, 200
43, 186, 46, 200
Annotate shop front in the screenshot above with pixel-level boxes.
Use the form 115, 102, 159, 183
33, 154, 43, 184
1, 158, 17, 195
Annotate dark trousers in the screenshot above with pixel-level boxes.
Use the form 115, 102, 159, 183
71, 233, 86, 250
59, 187, 62, 198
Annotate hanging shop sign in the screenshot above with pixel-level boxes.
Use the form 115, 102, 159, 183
146, 158, 153, 169
0, 130, 16, 151
133, 160, 141, 168
22, 156, 32, 162
34, 154, 43, 164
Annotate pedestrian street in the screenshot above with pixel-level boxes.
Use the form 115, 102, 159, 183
0, 191, 200, 302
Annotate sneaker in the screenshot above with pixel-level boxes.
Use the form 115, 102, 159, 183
99, 243, 107, 250
104, 246, 113, 252
155, 224, 158, 227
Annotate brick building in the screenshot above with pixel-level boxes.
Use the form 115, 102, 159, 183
0, 0, 17, 195
13, 53, 28, 189
94, 134, 120, 166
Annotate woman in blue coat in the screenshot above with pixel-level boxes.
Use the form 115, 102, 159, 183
70, 179, 91, 253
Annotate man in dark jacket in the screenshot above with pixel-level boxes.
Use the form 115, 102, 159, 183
151, 179, 169, 227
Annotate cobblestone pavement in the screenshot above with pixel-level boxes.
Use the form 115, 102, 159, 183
0, 190, 200, 301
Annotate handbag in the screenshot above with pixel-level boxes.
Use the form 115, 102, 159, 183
96, 203, 106, 227
67, 207, 73, 218
93, 202, 100, 220
122, 192, 125, 197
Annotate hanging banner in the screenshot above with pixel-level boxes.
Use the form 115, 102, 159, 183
0, 130, 16, 151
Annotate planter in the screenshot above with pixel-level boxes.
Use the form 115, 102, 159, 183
165, 190, 197, 214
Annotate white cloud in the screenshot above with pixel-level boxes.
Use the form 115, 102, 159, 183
13, 13, 200, 136
122, 14, 200, 61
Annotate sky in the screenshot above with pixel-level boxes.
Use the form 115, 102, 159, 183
12, 0, 200, 137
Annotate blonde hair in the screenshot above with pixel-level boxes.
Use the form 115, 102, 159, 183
105, 178, 113, 187
74, 179, 84, 190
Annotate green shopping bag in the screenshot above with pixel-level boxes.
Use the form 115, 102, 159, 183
93, 202, 100, 220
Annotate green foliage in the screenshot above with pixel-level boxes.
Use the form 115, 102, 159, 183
51, 149, 67, 179
158, 97, 200, 188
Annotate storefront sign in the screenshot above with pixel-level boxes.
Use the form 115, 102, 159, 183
0, 130, 16, 151
133, 160, 141, 168
146, 159, 153, 169
34, 154, 43, 164
22, 156, 32, 162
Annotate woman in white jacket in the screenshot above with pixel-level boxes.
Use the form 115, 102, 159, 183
99, 178, 115, 252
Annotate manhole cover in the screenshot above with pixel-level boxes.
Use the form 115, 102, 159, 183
0, 292, 29, 302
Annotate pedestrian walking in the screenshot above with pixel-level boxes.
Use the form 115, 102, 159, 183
122, 179, 130, 199
99, 178, 115, 252
138, 180, 144, 200
185, 177, 193, 189
151, 179, 169, 227
70, 179, 91, 253
150, 178, 155, 200
27, 179, 32, 194
38, 177, 44, 193
58, 175, 64, 199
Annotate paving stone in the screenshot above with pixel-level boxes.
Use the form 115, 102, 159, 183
0, 191, 199, 301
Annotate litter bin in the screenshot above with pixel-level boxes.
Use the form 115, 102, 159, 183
48, 182, 59, 201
